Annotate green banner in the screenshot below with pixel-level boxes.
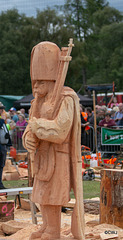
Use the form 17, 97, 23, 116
101, 127, 123, 145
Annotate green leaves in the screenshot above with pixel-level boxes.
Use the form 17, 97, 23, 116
0, 2, 123, 95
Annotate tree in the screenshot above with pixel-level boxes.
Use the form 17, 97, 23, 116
99, 22, 123, 90
36, 8, 74, 47
80, 6, 123, 92
0, 3, 123, 95
61, 0, 109, 93
0, 9, 38, 95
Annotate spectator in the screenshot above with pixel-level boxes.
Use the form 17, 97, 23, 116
17, 110, 21, 115
16, 114, 28, 150
101, 105, 107, 112
112, 106, 119, 113
95, 105, 101, 111
0, 102, 7, 123
9, 107, 18, 123
80, 105, 89, 129
86, 107, 94, 126
99, 112, 116, 128
86, 107, 94, 150
110, 110, 116, 120
119, 117, 123, 126
114, 103, 123, 126
20, 108, 29, 119
96, 109, 105, 125
6, 112, 16, 144
80, 104, 89, 145
110, 96, 118, 109
0, 118, 7, 189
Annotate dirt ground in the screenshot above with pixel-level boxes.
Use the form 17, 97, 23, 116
1, 165, 123, 239
0, 207, 123, 240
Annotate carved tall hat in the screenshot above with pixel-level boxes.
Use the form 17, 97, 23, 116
30, 41, 60, 83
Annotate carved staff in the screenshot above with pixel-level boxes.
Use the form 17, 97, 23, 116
50, 38, 74, 109
50, 38, 85, 239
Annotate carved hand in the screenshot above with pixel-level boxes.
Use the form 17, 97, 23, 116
29, 117, 37, 134
25, 131, 39, 152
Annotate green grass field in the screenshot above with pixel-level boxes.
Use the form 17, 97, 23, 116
3, 179, 100, 200
70, 180, 100, 199
83, 180, 100, 199
3, 179, 28, 189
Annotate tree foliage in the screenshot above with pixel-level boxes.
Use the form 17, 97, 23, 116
0, 1, 123, 95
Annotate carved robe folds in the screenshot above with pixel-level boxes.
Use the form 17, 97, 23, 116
23, 95, 74, 205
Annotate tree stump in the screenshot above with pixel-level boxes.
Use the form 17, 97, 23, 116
100, 169, 123, 228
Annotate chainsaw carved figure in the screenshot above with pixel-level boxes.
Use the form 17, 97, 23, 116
22, 40, 85, 240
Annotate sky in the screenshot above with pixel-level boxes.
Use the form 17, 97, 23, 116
0, 0, 65, 17
0, 0, 122, 17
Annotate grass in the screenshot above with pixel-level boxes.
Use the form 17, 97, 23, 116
3, 179, 100, 200
83, 180, 100, 199
70, 180, 100, 199
3, 179, 28, 200
3, 179, 28, 189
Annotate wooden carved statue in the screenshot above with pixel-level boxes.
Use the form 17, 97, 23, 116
22, 39, 85, 240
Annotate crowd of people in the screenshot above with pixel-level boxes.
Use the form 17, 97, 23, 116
0, 103, 28, 148
0, 99, 123, 189
80, 102, 123, 148
0, 102, 28, 189
81, 102, 123, 129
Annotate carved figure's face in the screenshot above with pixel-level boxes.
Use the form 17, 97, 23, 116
33, 80, 54, 98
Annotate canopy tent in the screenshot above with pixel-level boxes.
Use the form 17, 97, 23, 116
0, 95, 24, 111
85, 84, 115, 105
77, 94, 93, 107
85, 84, 113, 92
14, 94, 34, 110
14, 93, 93, 109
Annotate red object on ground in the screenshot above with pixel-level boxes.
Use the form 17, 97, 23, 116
85, 163, 90, 168
82, 158, 85, 169
18, 162, 28, 168
10, 147, 16, 159
103, 159, 110, 164
81, 145, 91, 151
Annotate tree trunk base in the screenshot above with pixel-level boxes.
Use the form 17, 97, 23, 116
100, 169, 123, 228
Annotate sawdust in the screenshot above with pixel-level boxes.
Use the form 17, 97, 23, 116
0, 208, 123, 240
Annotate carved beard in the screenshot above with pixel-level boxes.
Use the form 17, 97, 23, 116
31, 91, 63, 121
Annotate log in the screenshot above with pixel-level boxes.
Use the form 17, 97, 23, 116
100, 169, 123, 228
0, 201, 14, 222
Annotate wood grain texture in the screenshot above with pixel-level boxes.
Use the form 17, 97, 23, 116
0, 201, 14, 222
100, 169, 123, 228
22, 40, 85, 240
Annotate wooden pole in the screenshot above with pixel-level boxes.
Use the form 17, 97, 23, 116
93, 90, 97, 152
93, 90, 101, 166
28, 152, 34, 187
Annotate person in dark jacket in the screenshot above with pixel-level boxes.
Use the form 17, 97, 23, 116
86, 107, 94, 150
0, 118, 7, 189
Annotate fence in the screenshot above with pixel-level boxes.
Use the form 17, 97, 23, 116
98, 126, 123, 155
10, 126, 27, 153
81, 126, 95, 152
9, 124, 123, 155
81, 125, 123, 155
